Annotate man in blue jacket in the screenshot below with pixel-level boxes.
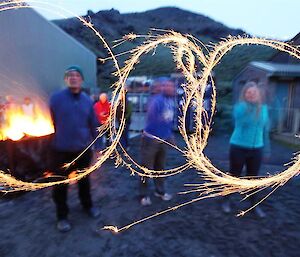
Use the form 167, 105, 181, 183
139, 77, 175, 206
50, 66, 100, 232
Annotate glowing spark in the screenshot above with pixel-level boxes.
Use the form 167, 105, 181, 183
102, 226, 120, 233
123, 33, 137, 41
112, 33, 138, 48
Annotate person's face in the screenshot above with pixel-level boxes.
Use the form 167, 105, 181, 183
24, 98, 31, 105
150, 83, 161, 95
163, 81, 175, 97
6, 95, 13, 103
99, 94, 107, 103
244, 87, 260, 103
65, 71, 83, 94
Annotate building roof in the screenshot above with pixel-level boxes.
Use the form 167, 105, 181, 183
250, 61, 300, 77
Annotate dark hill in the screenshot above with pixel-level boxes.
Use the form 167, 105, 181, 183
53, 7, 274, 90
54, 7, 245, 44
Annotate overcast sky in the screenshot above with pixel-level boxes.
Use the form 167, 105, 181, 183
35, 0, 299, 40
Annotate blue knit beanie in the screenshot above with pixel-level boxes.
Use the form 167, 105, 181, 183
64, 65, 84, 80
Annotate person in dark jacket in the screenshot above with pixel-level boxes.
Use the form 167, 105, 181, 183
116, 91, 132, 150
139, 78, 174, 206
50, 65, 100, 232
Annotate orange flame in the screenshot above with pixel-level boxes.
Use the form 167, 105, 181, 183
0, 101, 54, 141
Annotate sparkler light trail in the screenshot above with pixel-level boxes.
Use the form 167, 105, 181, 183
0, 0, 299, 232
102, 35, 300, 233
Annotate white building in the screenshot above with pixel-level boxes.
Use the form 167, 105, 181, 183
0, 7, 97, 97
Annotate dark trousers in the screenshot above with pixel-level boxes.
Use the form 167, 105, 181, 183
229, 144, 263, 203
95, 130, 110, 150
120, 122, 130, 149
52, 149, 93, 220
229, 144, 263, 177
139, 136, 166, 198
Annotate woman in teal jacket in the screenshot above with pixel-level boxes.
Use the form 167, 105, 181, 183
223, 81, 270, 217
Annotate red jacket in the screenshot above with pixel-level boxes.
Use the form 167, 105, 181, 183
94, 100, 111, 125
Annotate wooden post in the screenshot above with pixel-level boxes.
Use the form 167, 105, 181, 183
292, 109, 300, 135
277, 108, 285, 133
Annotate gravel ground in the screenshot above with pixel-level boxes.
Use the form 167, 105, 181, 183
0, 133, 299, 257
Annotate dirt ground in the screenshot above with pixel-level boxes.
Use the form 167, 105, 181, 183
0, 134, 299, 257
